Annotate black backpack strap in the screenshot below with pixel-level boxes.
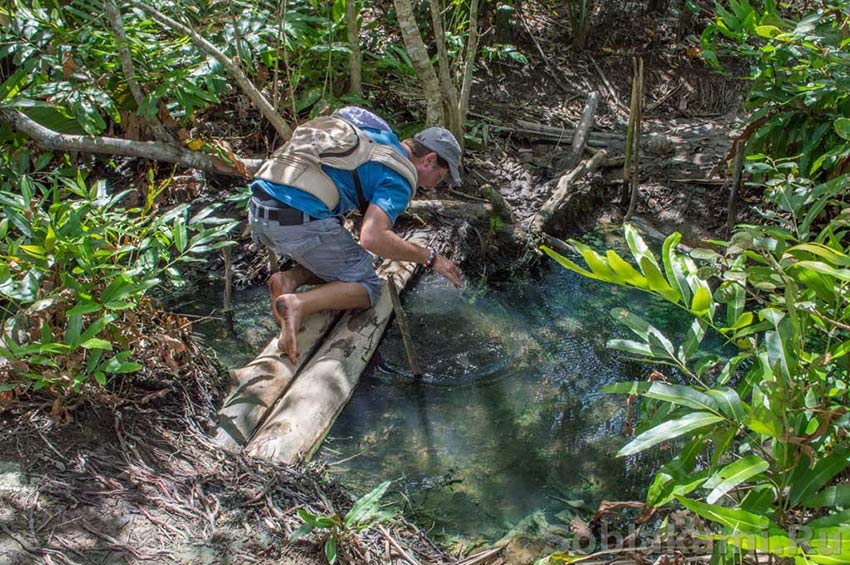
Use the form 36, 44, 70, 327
353, 170, 368, 214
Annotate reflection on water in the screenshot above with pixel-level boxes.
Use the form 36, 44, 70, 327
317, 265, 685, 542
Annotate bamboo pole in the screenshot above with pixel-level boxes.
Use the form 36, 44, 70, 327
387, 274, 422, 378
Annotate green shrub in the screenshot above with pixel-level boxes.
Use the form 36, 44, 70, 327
0, 163, 237, 394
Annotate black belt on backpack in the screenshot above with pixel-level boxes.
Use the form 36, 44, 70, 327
250, 186, 317, 225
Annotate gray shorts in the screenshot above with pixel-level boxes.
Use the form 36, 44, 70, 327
249, 198, 382, 305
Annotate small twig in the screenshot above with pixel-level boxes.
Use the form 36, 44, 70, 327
387, 274, 422, 378
726, 138, 746, 238
454, 546, 504, 565
377, 524, 420, 565
589, 55, 630, 118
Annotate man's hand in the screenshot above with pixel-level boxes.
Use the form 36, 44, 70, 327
433, 254, 462, 288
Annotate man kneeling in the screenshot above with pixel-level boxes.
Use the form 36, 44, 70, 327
248, 107, 463, 363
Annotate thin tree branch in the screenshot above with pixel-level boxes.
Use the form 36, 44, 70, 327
129, 0, 292, 141
103, 0, 174, 143
0, 107, 258, 176
458, 0, 479, 123
429, 0, 461, 137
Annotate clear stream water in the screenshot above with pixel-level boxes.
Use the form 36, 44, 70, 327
185, 232, 690, 544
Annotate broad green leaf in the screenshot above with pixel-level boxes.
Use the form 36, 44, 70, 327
754, 25, 781, 38
663, 232, 691, 305
789, 452, 850, 507
690, 286, 712, 318
803, 485, 850, 508
704, 388, 747, 420
343, 480, 392, 527
744, 406, 783, 438
65, 314, 83, 347
610, 308, 650, 340
289, 522, 314, 542
640, 257, 680, 303
617, 412, 723, 457
790, 261, 850, 282
704, 456, 769, 504
624, 224, 659, 270
606, 339, 653, 357
675, 496, 769, 532
540, 246, 607, 282
786, 243, 850, 267
80, 338, 112, 350
297, 508, 338, 529
835, 118, 850, 142
641, 382, 721, 414
606, 250, 648, 288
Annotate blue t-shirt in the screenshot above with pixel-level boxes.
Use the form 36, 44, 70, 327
251, 128, 413, 224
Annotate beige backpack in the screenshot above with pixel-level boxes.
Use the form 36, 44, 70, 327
254, 116, 418, 211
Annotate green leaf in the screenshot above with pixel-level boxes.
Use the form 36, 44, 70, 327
540, 246, 606, 282
80, 338, 112, 350
289, 522, 314, 542
324, 536, 337, 564
835, 118, 850, 142
606, 250, 647, 288
297, 508, 338, 529
617, 412, 723, 457
754, 25, 781, 38
641, 382, 722, 414
704, 456, 769, 504
675, 496, 769, 532
803, 485, 850, 508
789, 451, 850, 507
343, 480, 392, 528
663, 232, 691, 306
640, 256, 680, 302
691, 287, 712, 318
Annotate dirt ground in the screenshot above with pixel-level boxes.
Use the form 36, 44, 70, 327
0, 4, 752, 564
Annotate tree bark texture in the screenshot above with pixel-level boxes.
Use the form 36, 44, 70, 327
530, 150, 609, 234
560, 91, 599, 171
429, 0, 462, 141
346, 0, 362, 96
0, 108, 253, 176
392, 0, 444, 126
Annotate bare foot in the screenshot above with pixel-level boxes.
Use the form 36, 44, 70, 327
274, 293, 303, 363
268, 271, 298, 324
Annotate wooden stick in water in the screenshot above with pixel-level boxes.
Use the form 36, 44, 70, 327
387, 273, 422, 378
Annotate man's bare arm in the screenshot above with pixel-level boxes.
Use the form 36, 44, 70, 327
360, 204, 462, 287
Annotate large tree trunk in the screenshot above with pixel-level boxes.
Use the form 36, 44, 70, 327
392, 0, 444, 126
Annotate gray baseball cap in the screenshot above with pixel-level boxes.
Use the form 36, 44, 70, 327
414, 127, 462, 186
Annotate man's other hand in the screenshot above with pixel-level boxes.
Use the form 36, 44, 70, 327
433, 255, 462, 288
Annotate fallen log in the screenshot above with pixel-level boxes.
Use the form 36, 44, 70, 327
245, 241, 426, 464
212, 310, 342, 451
530, 150, 609, 234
